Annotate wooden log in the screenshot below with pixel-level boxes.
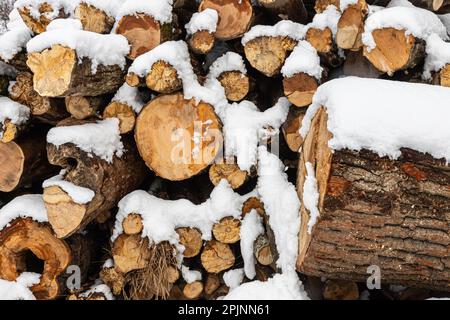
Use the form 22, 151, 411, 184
199, 0, 254, 40
103, 102, 137, 135
254, 234, 275, 266
435, 64, 450, 87
27, 45, 125, 97
9, 72, 68, 124
188, 30, 216, 55
209, 163, 248, 189
65, 95, 109, 120
363, 28, 425, 76
283, 72, 321, 107
407, 0, 447, 11
217, 71, 250, 101
0, 130, 56, 192
122, 214, 144, 236
282, 107, 306, 153
0, 119, 27, 144
244, 36, 297, 77
183, 281, 204, 299
44, 134, 147, 238
306, 27, 343, 68
115, 13, 173, 60
17, 2, 68, 34
336, 0, 368, 51
0, 51, 29, 73
135, 93, 222, 181
112, 234, 151, 274
296, 108, 450, 291
258, 0, 308, 23
100, 266, 125, 296
0, 218, 71, 299
177, 227, 203, 258
323, 279, 359, 300
74, 3, 115, 34
168, 266, 180, 284
204, 273, 221, 295
201, 240, 235, 273
212, 217, 241, 244
145, 60, 182, 94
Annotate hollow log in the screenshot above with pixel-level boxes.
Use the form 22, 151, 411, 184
199, 0, 254, 40
217, 71, 250, 101
363, 28, 425, 76
188, 30, 216, 55
296, 108, 450, 291
201, 240, 235, 273
9, 72, 68, 124
145, 61, 182, 94
283, 72, 321, 107
44, 134, 147, 238
209, 163, 248, 189
183, 281, 204, 299
135, 92, 222, 181
177, 227, 203, 258
258, 0, 308, 23
244, 36, 297, 77
0, 130, 56, 192
336, 0, 368, 51
115, 13, 173, 60
65, 95, 109, 120
17, 2, 68, 34
27, 45, 126, 97
103, 101, 137, 134
112, 234, 151, 274
74, 3, 115, 34
212, 217, 241, 244
282, 107, 306, 153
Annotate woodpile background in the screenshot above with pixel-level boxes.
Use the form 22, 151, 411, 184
0, 0, 449, 300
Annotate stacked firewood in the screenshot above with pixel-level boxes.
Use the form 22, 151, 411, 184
0, 0, 449, 300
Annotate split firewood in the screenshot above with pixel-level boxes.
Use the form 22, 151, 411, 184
254, 234, 275, 266
65, 95, 109, 120
204, 273, 221, 295
282, 107, 306, 152
186, 9, 218, 55
183, 281, 204, 299
9, 72, 68, 124
16, 1, 69, 34
212, 217, 241, 244
199, 0, 254, 40
336, 0, 368, 51
134, 92, 222, 181
209, 163, 249, 189
176, 227, 203, 258
0, 129, 56, 192
258, 0, 308, 23
74, 1, 116, 34
201, 240, 235, 273
323, 279, 359, 300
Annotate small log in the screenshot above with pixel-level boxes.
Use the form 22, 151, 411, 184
204, 273, 221, 295
199, 0, 254, 40
363, 28, 425, 76
242, 197, 266, 220
296, 108, 450, 291
135, 92, 222, 181
212, 217, 241, 244
74, 3, 115, 34
145, 60, 182, 94
183, 281, 204, 299
44, 134, 147, 238
201, 240, 235, 273
115, 13, 173, 60
188, 30, 216, 55
17, 2, 68, 34
0, 130, 56, 192
336, 0, 368, 51
0, 218, 71, 300
9, 72, 68, 124
306, 27, 343, 67
282, 107, 306, 153
244, 36, 297, 77
254, 234, 274, 266
209, 163, 248, 189
103, 101, 137, 134
27, 45, 125, 97
65, 95, 109, 120
283, 72, 321, 107
100, 267, 125, 296
122, 214, 144, 236
0, 119, 27, 144
323, 279, 359, 300
258, 0, 308, 23
217, 71, 250, 101
112, 234, 151, 274
176, 227, 203, 258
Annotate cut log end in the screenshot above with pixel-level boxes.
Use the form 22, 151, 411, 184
189, 30, 215, 55
306, 27, 333, 54
183, 281, 204, 299
314, 0, 340, 13
254, 234, 274, 266
212, 217, 241, 244
146, 60, 182, 93
122, 214, 144, 235
336, 2, 368, 51
439, 64, 450, 87
283, 72, 319, 107
209, 163, 248, 189
74, 3, 115, 34
218, 71, 250, 101
200, 240, 235, 273
103, 102, 136, 134
282, 107, 306, 153
176, 227, 203, 258
112, 234, 151, 274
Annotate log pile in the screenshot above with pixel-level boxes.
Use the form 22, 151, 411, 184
0, 0, 449, 301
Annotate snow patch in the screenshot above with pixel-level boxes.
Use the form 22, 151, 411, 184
0, 195, 48, 232
242, 20, 306, 45
112, 83, 145, 113
303, 162, 320, 234
15, 0, 78, 21
181, 265, 202, 284
423, 33, 450, 80
46, 18, 82, 31
115, 0, 173, 25
223, 268, 244, 289
42, 171, 95, 205
0, 97, 30, 139
80, 0, 122, 17
240, 210, 264, 279
306, 5, 341, 38
207, 52, 247, 81
79, 280, 114, 300
0, 25, 32, 62
281, 41, 323, 79
185, 8, 218, 35
0, 272, 41, 300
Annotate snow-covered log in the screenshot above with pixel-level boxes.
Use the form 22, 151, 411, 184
336, 0, 369, 51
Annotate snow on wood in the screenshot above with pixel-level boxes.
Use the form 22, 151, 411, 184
47, 118, 124, 163
223, 268, 244, 289
78, 281, 115, 300
281, 41, 323, 79
0, 194, 48, 231
301, 77, 450, 162
241, 20, 306, 45
181, 265, 202, 284
42, 170, 95, 205
185, 8, 218, 35
423, 33, 450, 79
46, 18, 82, 31
0, 23, 32, 62
80, 0, 122, 18
306, 4, 341, 38
111, 83, 145, 113
0, 272, 40, 300
0, 96, 30, 139
114, 0, 174, 25
14, 0, 78, 20
303, 162, 320, 234
207, 52, 247, 80
240, 210, 264, 279
339, 0, 360, 11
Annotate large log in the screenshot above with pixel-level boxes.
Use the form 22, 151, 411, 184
134, 92, 222, 181
27, 45, 125, 97
296, 108, 450, 291
258, 0, 308, 23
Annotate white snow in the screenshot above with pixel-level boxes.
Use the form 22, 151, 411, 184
439, 14, 450, 36
27, 29, 130, 73
0, 25, 32, 62
368, 5, 384, 15
362, 6, 448, 51
241, 20, 306, 45
223, 98, 290, 172
0, 195, 48, 232
80, 0, 123, 17
102, 258, 114, 269
47, 118, 124, 163
112, 83, 145, 113
223, 273, 309, 300
46, 18, 82, 31
303, 162, 320, 234
79, 280, 115, 300
0, 272, 40, 300
423, 34, 450, 79
181, 265, 202, 284
281, 41, 323, 80
115, 0, 173, 25
207, 52, 247, 81
387, 0, 415, 8
0, 97, 30, 136
306, 5, 340, 38
339, 0, 359, 11
223, 268, 244, 289
185, 8, 218, 35
240, 210, 264, 279
301, 77, 450, 162
42, 170, 95, 205
257, 147, 300, 273
15, 0, 78, 21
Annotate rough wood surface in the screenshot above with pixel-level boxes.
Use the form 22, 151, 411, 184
201, 240, 235, 273
74, 3, 115, 34
212, 217, 241, 244
176, 227, 203, 258
112, 234, 151, 274
189, 30, 215, 55
283, 72, 320, 107
145, 60, 182, 93
122, 214, 144, 236
209, 163, 248, 189
102, 101, 137, 134
183, 281, 204, 299
336, 0, 368, 51
218, 71, 250, 101
17, 3, 68, 34
282, 107, 306, 152
65, 95, 108, 120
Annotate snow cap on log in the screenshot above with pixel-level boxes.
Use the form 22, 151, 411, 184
423, 33, 450, 79
0, 20, 32, 63
0, 97, 30, 131
47, 118, 124, 163
240, 210, 264, 279
185, 8, 218, 35
306, 4, 341, 38
241, 20, 307, 45
0, 194, 47, 231
301, 77, 450, 162
0, 273, 40, 300
207, 52, 247, 81
46, 18, 82, 31
223, 268, 244, 289
281, 41, 323, 80
14, 0, 78, 20
27, 29, 130, 73
43, 170, 95, 205
362, 6, 448, 50
80, 0, 123, 18
111, 83, 145, 114
114, 0, 174, 25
